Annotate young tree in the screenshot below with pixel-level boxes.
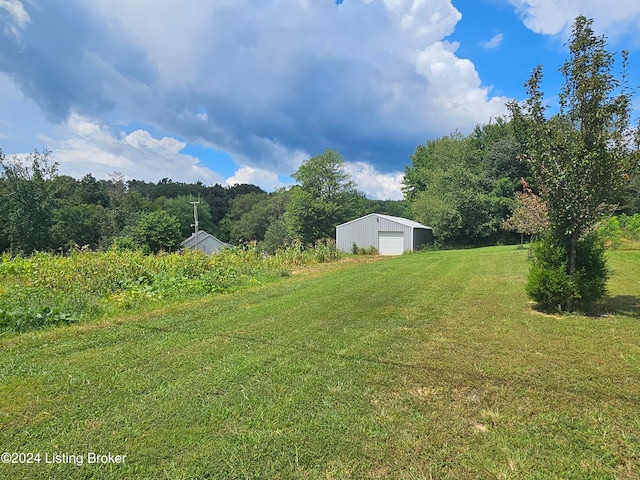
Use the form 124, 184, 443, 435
260, 188, 295, 253
502, 178, 549, 248
508, 16, 640, 310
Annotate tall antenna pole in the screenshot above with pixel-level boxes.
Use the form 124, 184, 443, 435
190, 199, 200, 252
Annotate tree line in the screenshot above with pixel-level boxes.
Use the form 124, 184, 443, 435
0, 149, 405, 255
1, 116, 638, 256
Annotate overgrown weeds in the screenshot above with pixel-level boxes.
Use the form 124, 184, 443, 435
0, 240, 340, 332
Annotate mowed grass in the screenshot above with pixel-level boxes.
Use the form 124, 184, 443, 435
1, 246, 639, 479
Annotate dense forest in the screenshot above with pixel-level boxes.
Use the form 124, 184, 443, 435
1, 115, 639, 256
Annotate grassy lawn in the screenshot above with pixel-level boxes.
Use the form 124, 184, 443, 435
1, 246, 639, 479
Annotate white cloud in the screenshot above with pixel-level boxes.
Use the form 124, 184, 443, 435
1, 0, 521, 198
344, 162, 404, 200
412, 41, 509, 132
224, 165, 283, 191
506, 0, 640, 38
124, 130, 185, 154
0, 0, 30, 38
72, 0, 504, 154
482, 33, 504, 49
44, 114, 223, 184
394, 0, 462, 38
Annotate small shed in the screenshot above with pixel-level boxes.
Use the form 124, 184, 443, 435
181, 230, 230, 255
336, 214, 433, 255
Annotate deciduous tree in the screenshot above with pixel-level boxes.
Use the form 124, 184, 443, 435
132, 210, 182, 254
508, 15, 640, 310
287, 149, 362, 244
404, 133, 513, 245
0, 149, 57, 253
502, 178, 549, 247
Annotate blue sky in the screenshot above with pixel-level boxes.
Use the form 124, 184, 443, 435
1, 0, 639, 200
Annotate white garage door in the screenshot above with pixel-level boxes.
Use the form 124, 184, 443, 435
378, 231, 404, 255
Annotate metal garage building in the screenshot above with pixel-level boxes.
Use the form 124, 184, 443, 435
336, 214, 433, 255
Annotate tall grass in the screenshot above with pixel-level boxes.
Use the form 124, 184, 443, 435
598, 213, 640, 250
0, 240, 340, 332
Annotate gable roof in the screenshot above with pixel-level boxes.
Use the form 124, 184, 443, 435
337, 213, 432, 230
180, 230, 230, 249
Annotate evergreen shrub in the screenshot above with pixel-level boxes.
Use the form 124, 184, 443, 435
527, 233, 608, 311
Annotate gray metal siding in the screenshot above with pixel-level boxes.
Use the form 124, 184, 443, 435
336, 215, 411, 252
336, 214, 434, 253
412, 228, 434, 250
201, 237, 227, 254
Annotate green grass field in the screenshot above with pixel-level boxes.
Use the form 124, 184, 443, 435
1, 246, 639, 479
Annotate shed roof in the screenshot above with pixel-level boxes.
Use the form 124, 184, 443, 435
336, 213, 432, 230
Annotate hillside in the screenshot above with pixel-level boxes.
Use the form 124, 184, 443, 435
1, 246, 639, 479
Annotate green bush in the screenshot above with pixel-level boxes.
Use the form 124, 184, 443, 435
628, 214, 640, 239
526, 238, 573, 311
110, 236, 138, 250
527, 233, 608, 312
597, 216, 622, 249
619, 213, 640, 240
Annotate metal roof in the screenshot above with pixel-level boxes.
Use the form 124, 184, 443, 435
336, 213, 432, 230
180, 230, 230, 249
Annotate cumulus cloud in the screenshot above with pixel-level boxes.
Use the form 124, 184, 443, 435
412, 41, 509, 132
0, 0, 515, 198
224, 166, 283, 191
44, 114, 223, 184
344, 162, 404, 200
506, 0, 640, 39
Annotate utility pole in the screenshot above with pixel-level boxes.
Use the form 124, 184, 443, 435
190, 199, 200, 252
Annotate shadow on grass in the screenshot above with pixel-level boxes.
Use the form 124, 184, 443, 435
526, 295, 640, 319
592, 295, 640, 319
